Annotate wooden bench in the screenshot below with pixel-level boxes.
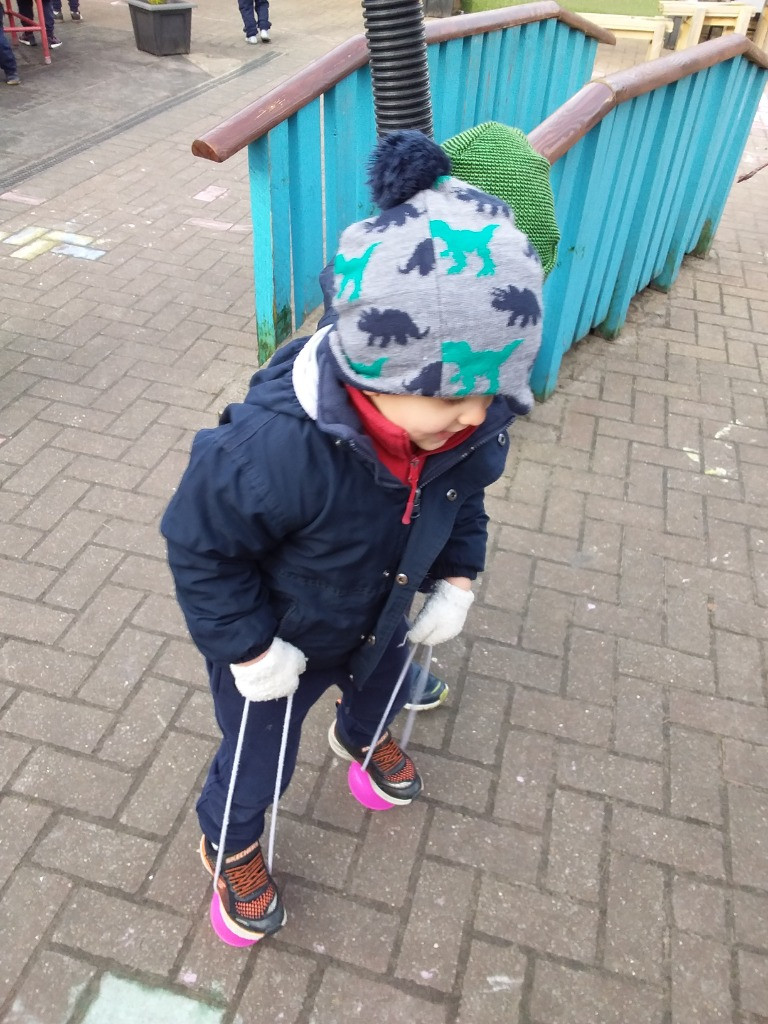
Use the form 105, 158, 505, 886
660, 2, 756, 48
577, 12, 673, 59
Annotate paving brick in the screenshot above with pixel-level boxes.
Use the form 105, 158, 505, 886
530, 957, 664, 1024
481, 550, 533, 613
671, 932, 732, 1024
512, 688, 612, 747
416, 750, 493, 814
611, 805, 724, 879
0, 690, 113, 753
3, 951, 96, 1024
396, 859, 474, 992
672, 876, 727, 941
110, 554, 175, 596
0, 796, 51, 888
348, 802, 428, 905
469, 641, 561, 693
0, 555, 57, 600
131, 593, 189, 639
279, 882, 399, 971
14, 477, 91, 533
58, 584, 143, 656
145, 807, 210, 911
0, 594, 73, 645
728, 784, 768, 890
450, 675, 510, 764
228, 947, 315, 1022
739, 950, 768, 1017
546, 788, 604, 901
558, 743, 664, 810
605, 852, 665, 983
476, 878, 598, 962
522, 586, 573, 656
45, 546, 124, 611
543, 485, 587, 538
53, 888, 190, 975
174, 914, 254, 1005
715, 631, 765, 704
614, 676, 665, 762
33, 817, 160, 892
618, 638, 715, 693
77, 628, 166, 708
428, 808, 540, 886
579, 517, 623, 573
565, 628, 617, 705
270, 817, 355, 889
457, 940, 525, 1024
97, 676, 185, 766
78, 484, 165, 524
668, 690, 768, 745
12, 747, 133, 817
0, 639, 93, 697
28, 509, 106, 568
313, 967, 448, 1024
119, 730, 213, 834
670, 727, 722, 824
0, 734, 30, 791
0, 867, 73, 1006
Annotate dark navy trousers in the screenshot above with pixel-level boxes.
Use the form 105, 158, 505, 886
197, 618, 411, 851
237, 0, 270, 36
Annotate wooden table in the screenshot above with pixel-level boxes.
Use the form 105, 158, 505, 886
660, 2, 757, 48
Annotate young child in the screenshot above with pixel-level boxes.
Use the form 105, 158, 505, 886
161, 130, 544, 942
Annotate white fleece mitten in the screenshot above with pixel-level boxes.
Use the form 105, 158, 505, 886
230, 637, 307, 702
407, 579, 475, 646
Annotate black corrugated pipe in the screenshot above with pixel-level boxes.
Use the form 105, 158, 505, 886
361, 0, 434, 138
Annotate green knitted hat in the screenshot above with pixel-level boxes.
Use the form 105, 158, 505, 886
442, 122, 560, 276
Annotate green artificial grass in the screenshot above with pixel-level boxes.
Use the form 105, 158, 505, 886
461, 0, 661, 16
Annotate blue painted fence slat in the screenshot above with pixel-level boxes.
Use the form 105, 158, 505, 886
288, 102, 324, 328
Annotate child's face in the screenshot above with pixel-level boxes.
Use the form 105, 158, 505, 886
365, 392, 493, 451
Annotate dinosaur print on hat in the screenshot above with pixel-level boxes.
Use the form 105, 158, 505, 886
430, 220, 498, 277
358, 308, 429, 347
335, 243, 380, 301
327, 131, 544, 410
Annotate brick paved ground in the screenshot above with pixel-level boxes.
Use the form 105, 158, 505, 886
1, 5, 767, 1021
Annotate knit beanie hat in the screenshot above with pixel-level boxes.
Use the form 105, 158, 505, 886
442, 122, 560, 276
327, 131, 544, 412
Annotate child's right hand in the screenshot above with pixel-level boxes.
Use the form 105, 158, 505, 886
230, 638, 307, 702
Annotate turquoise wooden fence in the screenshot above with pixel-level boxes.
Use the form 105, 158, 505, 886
193, 3, 609, 364
528, 36, 768, 398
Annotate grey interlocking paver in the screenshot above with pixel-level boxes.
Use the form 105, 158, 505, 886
1, 6, 768, 1021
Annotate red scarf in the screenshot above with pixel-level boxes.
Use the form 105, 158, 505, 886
345, 386, 475, 524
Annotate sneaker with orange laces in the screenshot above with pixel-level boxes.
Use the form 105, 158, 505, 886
200, 835, 286, 941
328, 719, 422, 804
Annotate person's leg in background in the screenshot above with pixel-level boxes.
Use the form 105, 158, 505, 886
254, 0, 270, 40
236, 0, 258, 42
0, 7, 20, 83
17, 0, 61, 46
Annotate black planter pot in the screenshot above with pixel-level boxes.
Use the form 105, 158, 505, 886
127, 0, 196, 56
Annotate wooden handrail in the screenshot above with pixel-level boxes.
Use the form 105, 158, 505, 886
529, 33, 768, 163
191, 2, 616, 163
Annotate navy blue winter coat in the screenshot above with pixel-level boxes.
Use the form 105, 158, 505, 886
161, 330, 519, 688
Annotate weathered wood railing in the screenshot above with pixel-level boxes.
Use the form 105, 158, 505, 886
192, 2, 612, 364
528, 33, 768, 397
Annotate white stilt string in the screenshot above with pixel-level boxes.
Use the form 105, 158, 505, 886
267, 692, 293, 873
212, 696, 251, 892
213, 693, 294, 891
398, 644, 432, 751
360, 643, 418, 772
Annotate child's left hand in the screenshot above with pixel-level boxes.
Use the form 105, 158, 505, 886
407, 578, 474, 646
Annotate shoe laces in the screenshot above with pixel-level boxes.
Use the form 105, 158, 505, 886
370, 733, 414, 781
223, 846, 270, 900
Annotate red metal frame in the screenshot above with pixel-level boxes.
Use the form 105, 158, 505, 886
3, 0, 52, 65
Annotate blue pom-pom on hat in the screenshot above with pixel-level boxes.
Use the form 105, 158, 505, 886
368, 130, 451, 210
